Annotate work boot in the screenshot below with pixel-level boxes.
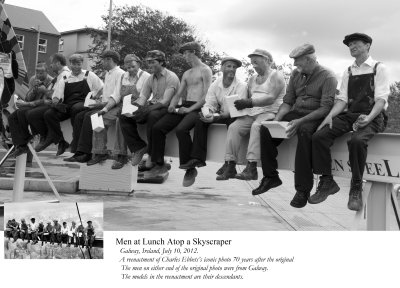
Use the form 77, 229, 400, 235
56, 140, 69, 156
347, 180, 363, 211
182, 168, 198, 187
87, 154, 108, 166
235, 161, 258, 180
112, 155, 127, 169
308, 175, 340, 204
131, 146, 147, 166
290, 191, 310, 208
252, 176, 282, 195
35, 135, 54, 152
216, 161, 236, 180
216, 161, 228, 175
11, 145, 29, 158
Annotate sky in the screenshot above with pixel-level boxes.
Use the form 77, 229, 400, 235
6, 0, 400, 83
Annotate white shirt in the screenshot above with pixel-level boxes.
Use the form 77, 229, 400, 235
336, 56, 390, 109
51, 66, 70, 99
111, 69, 151, 104
61, 226, 69, 235
29, 222, 37, 232
203, 76, 247, 115
102, 66, 125, 103
52, 69, 103, 101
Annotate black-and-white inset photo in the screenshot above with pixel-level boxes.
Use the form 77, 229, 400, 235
4, 202, 103, 259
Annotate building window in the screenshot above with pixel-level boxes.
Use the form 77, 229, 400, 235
16, 34, 24, 50
58, 38, 64, 52
38, 38, 47, 53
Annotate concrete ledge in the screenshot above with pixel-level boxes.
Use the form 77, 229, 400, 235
0, 176, 79, 193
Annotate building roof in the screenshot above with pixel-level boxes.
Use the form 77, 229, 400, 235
61, 28, 106, 36
4, 4, 60, 35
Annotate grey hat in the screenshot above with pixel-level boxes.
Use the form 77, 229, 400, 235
289, 44, 315, 59
221, 56, 242, 68
248, 49, 273, 62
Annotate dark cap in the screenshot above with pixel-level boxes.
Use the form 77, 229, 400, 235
289, 43, 315, 59
343, 33, 372, 46
87, 220, 92, 224
145, 50, 166, 62
179, 41, 201, 53
248, 49, 273, 62
101, 50, 120, 63
53, 219, 58, 222
221, 56, 242, 68
30, 218, 35, 221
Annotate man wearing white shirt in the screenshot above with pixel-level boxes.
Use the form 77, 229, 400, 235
35, 54, 103, 155
64, 50, 124, 164
28, 217, 38, 244
88, 54, 150, 168
179, 56, 247, 186
310, 33, 390, 211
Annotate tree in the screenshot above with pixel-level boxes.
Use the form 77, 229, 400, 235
87, 5, 221, 79
386, 81, 400, 133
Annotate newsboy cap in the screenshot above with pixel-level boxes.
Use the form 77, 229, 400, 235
101, 50, 120, 63
289, 43, 315, 59
248, 49, 273, 62
343, 33, 372, 46
221, 56, 242, 68
124, 54, 141, 64
145, 50, 166, 62
179, 41, 201, 53
87, 220, 92, 224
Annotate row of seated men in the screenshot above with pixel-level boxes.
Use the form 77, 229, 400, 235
5, 218, 96, 248
8, 32, 390, 212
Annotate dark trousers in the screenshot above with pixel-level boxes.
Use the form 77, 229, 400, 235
190, 117, 234, 162
43, 102, 86, 144
312, 112, 385, 182
260, 110, 321, 194
72, 108, 98, 153
8, 107, 32, 146
120, 107, 168, 154
152, 109, 199, 165
26, 105, 52, 136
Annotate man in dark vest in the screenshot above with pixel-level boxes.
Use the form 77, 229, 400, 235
34, 54, 103, 154
310, 33, 390, 211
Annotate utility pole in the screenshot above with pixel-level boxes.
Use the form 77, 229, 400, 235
107, 0, 112, 50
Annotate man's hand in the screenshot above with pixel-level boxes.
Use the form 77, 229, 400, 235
43, 99, 52, 105
317, 115, 333, 131
52, 97, 60, 105
286, 118, 303, 138
355, 114, 370, 128
199, 112, 214, 123
177, 107, 191, 114
168, 105, 176, 113
98, 109, 107, 116
92, 90, 102, 100
234, 99, 253, 110
15, 100, 29, 108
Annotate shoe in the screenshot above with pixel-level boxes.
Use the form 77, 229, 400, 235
216, 162, 228, 175
11, 145, 29, 158
35, 136, 54, 152
347, 180, 363, 211
183, 168, 198, 187
290, 191, 310, 208
235, 161, 258, 180
138, 161, 154, 172
131, 146, 147, 166
74, 153, 92, 163
216, 161, 237, 180
111, 155, 127, 169
56, 140, 69, 156
64, 153, 80, 162
308, 176, 340, 204
252, 176, 282, 195
87, 154, 108, 166
179, 159, 206, 170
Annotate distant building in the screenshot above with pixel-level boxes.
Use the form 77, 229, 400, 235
4, 3, 60, 79
60, 28, 106, 71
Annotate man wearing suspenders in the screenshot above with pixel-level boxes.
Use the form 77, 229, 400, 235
310, 33, 390, 211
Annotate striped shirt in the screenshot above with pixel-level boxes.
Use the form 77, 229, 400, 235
284, 64, 337, 119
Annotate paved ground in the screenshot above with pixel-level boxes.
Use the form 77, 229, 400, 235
1, 149, 399, 231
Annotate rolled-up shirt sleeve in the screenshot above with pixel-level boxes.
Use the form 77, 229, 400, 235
87, 72, 104, 96
203, 82, 219, 113
375, 63, 390, 108
336, 70, 349, 103
136, 76, 153, 106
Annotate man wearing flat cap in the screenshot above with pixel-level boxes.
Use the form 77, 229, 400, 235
179, 56, 248, 186
310, 33, 390, 211
35, 53, 103, 155
120, 50, 180, 169
217, 49, 286, 182
252, 44, 337, 209
85, 220, 96, 248
149, 42, 212, 185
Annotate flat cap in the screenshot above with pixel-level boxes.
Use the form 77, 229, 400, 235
221, 56, 242, 68
179, 41, 201, 53
145, 50, 166, 62
87, 220, 92, 224
248, 49, 273, 62
30, 218, 35, 221
289, 43, 315, 59
101, 50, 120, 63
343, 33, 372, 46
124, 54, 141, 64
